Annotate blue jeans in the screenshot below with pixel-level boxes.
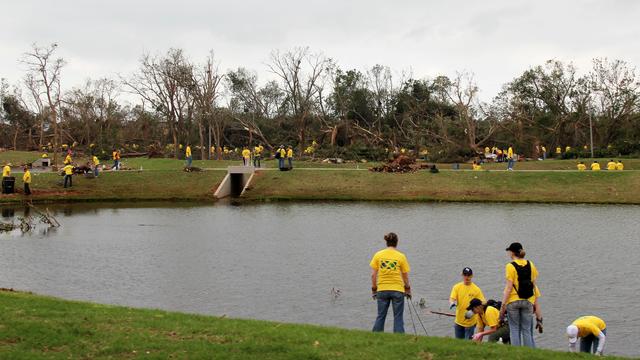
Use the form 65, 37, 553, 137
113, 160, 119, 170
507, 300, 534, 347
581, 329, 606, 353
63, 174, 72, 188
454, 324, 475, 339
278, 158, 285, 169
253, 156, 261, 168
372, 291, 404, 333
288, 158, 293, 169
507, 158, 515, 170
94, 166, 99, 177
186, 156, 192, 167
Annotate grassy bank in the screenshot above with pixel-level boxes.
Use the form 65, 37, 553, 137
0, 290, 618, 359
0, 170, 225, 204
2, 151, 640, 205
246, 169, 640, 204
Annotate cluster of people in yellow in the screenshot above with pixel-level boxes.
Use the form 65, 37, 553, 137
369, 237, 607, 355
577, 160, 624, 171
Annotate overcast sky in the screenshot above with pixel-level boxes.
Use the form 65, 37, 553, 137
2, 0, 639, 102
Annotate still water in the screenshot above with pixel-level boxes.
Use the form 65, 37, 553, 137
1, 202, 639, 357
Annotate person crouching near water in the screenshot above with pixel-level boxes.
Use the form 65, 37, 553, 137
370, 232, 411, 333
499, 242, 539, 348
567, 316, 607, 356
469, 298, 510, 343
449, 267, 485, 340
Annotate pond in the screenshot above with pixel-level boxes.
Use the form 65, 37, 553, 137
1, 202, 639, 357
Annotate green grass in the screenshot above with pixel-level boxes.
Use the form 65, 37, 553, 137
245, 169, 640, 204
3, 151, 640, 205
0, 170, 225, 204
0, 290, 622, 360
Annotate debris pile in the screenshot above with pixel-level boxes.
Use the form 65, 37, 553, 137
369, 155, 429, 173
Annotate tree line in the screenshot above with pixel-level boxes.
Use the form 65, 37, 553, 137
1, 43, 639, 164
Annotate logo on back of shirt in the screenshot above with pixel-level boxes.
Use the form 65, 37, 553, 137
380, 259, 398, 271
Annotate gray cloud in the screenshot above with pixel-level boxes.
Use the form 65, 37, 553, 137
1, 0, 638, 101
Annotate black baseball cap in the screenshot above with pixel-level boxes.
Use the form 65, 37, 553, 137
462, 267, 473, 276
467, 298, 483, 310
505, 242, 523, 253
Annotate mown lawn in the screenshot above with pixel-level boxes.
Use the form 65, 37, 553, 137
0, 290, 622, 360
246, 169, 640, 204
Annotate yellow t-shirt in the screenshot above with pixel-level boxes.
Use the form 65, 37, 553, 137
484, 147, 490, 154
505, 259, 538, 304
507, 147, 513, 159
23, 170, 31, 184
370, 248, 410, 293
64, 155, 72, 164
113, 151, 118, 160
616, 162, 624, 171
573, 316, 606, 338
93, 156, 100, 166
242, 149, 251, 159
63, 165, 74, 175
541, 146, 546, 153
607, 162, 617, 171
254, 146, 262, 155
2, 166, 10, 177
566, 146, 571, 152
472, 164, 482, 171
556, 147, 562, 154
591, 163, 601, 171
186, 146, 192, 157
577, 164, 586, 171
477, 306, 501, 329
279, 149, 286, 158
287, 149, 293, 158
450, 282, 485, 327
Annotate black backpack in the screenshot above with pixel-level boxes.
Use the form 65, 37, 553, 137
275, 150, 281, 159
511, 261, 534, 299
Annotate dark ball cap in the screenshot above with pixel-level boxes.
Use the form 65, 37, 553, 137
462, 267, 473, 276
505, 242, 523, 253
467, 298, 483, 310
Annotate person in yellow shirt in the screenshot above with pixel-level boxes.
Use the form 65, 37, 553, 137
507, 146, 515, 171
185, 143, 192, 168
449, 267, 485, 339
277, 145, 287, 169
567, 316, 607, 355
63, 164, 74, 188
484, 146, 490, 154
469, 299, 509, 343
616, 160, 624, 171
541, 146, 547, 160
253, 144, 263, 168
577, 162, 586, 171
112, 148, 120, 170
556, 146, 562, 155
500, 242, 538, 348
92, 155, 100, 177
22, 166, 32, 195
606, 159, 617, 171
241, 147, 251, 166
472, 161, 482, 171
64, 153, 72, 165
591, 161, 601, 171
2, 163, 10, 178
286, 146, 294, 169
41, 153, 48, 158
370, 232, 411, 333
565, 146, 571, 153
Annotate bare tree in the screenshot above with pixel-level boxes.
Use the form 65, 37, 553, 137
123, 49, 194, 157
190, 52, 223, 159
267, 47, 330, 153
21, 43, 65, 166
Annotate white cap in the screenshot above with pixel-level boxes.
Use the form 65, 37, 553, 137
567, 325, 579, 343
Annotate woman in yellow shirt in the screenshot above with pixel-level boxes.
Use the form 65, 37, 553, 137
591, 161, 601, 171
500, 242, 538, 348
241, 147, 251, 166
577, 162, 586, 171
22, 166, 32, 195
